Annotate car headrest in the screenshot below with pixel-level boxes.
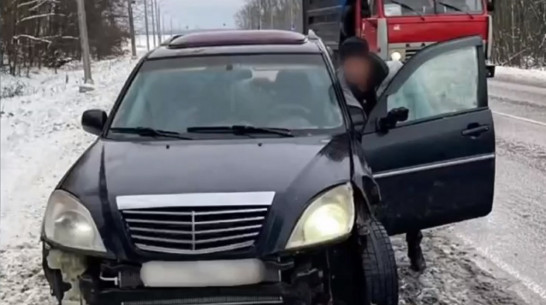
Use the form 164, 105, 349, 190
275, 70, 311, 90
233, 68, 252, 80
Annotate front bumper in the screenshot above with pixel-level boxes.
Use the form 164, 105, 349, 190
43, 244, 331, 305
80, 283, 314, 305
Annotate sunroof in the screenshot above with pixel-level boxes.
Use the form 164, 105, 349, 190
168, 30, 306, 49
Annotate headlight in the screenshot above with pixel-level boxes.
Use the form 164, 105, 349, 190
389, 49, 405, 61
43, 190, 106, 252
285, 183, 355, 250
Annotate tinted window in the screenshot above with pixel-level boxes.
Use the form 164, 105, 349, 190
110, 55, 343, 135
383, 0, 483, 16
387, 46, 479, 122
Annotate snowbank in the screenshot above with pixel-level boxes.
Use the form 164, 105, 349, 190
0, 52, 141, 305
495, 66, 546, 88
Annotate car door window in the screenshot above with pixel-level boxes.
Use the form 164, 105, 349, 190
387, 46, 479, 123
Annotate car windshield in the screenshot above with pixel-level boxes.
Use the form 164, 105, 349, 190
383, 0, 483, 16
109, 54, 344, 138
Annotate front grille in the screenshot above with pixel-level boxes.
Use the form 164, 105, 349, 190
404, 47, 421, 61
121, 206, 269, 255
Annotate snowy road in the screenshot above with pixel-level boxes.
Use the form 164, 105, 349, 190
448, 78, 546, 304
1, 56, 545, 305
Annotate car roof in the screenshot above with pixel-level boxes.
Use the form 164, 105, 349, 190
148, 30, 322, 59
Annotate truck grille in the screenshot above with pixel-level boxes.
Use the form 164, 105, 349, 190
121, 206, 269, 255
404, 47, 421, 61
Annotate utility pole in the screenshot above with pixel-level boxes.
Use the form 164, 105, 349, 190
127, 0, 137, 58
170, 17, 173, 36
162, 15, 166, 40
290, 3, 294, 31
75, 0, 93, 91
151, 0, 156, 47
144, 0, 150, 51
270, 8, 274, 29
156, 1, 162, 43
258, 0, 262, 29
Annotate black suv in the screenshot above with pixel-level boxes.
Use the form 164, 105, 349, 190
41, 30, 495, 305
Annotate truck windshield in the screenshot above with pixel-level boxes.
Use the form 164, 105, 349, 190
383, 0, 483, 16
109, 54, 344, 138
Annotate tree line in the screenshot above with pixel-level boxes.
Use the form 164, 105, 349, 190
492, 0, 546, 68
0, 0, 130, 76
235, 0, 302, 32
235, 0, 546, 69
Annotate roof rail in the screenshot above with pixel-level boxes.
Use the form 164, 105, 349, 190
169, 30, 306, 49
307, 30, 319, 40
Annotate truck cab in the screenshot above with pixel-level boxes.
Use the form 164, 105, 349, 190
303, 0, 496, 76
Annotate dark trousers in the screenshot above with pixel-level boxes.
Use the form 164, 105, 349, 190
406, 230, 425, 271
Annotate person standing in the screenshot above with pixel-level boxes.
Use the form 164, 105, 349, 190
337, 37, 427, 272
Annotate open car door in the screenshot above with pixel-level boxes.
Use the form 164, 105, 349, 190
362, 36, 495, 235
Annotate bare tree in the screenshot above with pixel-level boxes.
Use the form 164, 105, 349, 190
492, 0, 546, 68
235, 0, 302, 32
1, 0, 130, 76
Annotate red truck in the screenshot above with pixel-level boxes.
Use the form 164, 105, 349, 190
303, 0, 496, 76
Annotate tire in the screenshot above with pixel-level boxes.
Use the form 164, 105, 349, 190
361, 219, 399, 305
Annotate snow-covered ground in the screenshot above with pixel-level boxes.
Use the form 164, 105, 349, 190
495, 66, 546, 88
1, 46, 544, 304
0, 53, 141, 304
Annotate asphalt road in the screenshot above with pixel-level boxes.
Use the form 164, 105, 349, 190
449, 79, 546, 304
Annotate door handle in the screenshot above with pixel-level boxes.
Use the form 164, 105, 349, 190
462, 125, 489, 137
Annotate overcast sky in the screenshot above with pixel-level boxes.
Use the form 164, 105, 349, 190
157, 0, 246, 30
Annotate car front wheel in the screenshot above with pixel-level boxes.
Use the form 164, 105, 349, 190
360, 219, 399, 305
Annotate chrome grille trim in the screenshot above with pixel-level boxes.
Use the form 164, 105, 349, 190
128, 224, 263, 235
129, 227, 192, 235
119, 196, 272, 255
132, 232, 260, 245
117, 192, 275, 210
125, 219, 193, 225
135, 240, 256, 255
122, 208, 268, 216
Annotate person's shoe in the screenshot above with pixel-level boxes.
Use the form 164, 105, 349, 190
409, 249, 426, 272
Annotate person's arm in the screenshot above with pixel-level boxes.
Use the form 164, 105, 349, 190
337, 70, 364, 109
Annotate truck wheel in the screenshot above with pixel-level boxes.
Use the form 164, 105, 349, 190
360, 219, 399, 305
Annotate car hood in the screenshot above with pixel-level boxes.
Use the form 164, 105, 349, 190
59, 134, 353, 257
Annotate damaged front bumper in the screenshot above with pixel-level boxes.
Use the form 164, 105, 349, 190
43, 244, 330, 305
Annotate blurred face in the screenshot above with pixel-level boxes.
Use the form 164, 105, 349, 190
342, 56, 372, 91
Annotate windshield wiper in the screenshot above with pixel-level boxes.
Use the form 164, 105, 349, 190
109, 127, 193, 140
187, 125, 294, 137
390, 0, 425, 20
434, 0, 474, 18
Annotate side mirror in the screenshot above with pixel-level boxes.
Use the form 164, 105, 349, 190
378, 107, 408, 132
487, 0, 494, 11
348, 105, 366, 132
82, 109, 107, 136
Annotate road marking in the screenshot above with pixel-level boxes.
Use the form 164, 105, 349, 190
492, 111, 546, 127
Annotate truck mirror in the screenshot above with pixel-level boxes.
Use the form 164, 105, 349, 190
487, 0, 494, 11
361, 2, 372, 17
